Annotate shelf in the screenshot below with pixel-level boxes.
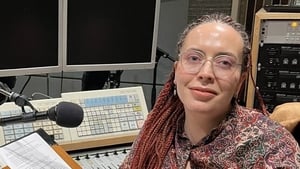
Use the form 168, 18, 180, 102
246, 8, 300, 108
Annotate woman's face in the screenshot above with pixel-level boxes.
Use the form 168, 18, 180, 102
174, 22, 246, 116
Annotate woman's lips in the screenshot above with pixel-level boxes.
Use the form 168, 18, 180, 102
189, 87, 217, 101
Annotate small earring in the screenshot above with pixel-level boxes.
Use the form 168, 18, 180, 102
173, 86, 177, 96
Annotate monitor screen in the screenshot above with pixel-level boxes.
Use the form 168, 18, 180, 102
0, 0, 62, 77
63, 0, 160, 72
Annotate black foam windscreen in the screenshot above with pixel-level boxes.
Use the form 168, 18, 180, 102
48, 101, 84, 128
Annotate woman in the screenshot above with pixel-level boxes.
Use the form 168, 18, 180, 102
120, 13, 300, 168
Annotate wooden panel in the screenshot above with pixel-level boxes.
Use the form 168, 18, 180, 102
246, 8, 300, 108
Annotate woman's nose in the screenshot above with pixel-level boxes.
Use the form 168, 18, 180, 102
196, 60, 215, 83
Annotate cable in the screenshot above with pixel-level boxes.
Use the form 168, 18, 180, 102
248, 54, 269, 116
19, 76, 32, 94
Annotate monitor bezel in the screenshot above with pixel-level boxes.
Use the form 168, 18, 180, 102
0, 0, 63, 78
62, 0, 160, 72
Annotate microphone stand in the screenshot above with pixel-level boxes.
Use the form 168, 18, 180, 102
0, 84, 37, 114
107, 70, 123, 89
0, 87, 41, 126
151, 47, 175, 109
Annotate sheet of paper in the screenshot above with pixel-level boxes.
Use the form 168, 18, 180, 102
0, 157, 6, 168
0, 133, 71, 169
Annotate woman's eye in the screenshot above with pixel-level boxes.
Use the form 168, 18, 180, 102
188, 55, 201, 62
220, 60, 232, 66
215, 57, 235, 68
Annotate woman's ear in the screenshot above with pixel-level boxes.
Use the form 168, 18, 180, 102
174, 61, 178, 69
173, 61, 178, 85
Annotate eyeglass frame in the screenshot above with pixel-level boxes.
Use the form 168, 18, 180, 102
178, 49, 243, 78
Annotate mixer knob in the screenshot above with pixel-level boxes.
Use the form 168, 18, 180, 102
95, 153, 100, 158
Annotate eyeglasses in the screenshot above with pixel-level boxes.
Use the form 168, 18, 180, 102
179, 50, 242, 78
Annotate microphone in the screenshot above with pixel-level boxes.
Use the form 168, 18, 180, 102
156, 47, 175, 62
156, 47, 170, 58
0, 101, 84, 127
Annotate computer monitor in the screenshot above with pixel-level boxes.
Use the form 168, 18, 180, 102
0, 0, 63, 77
62, 0, 160, 72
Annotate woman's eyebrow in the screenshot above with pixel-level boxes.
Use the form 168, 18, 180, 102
216, 51, 239, 59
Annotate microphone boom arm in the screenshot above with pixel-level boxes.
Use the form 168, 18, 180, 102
0, 109, 45, 126
0, 88, 37, 113
0, 82, 84, 127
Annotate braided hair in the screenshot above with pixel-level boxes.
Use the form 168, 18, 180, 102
125, 13, 250, 168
